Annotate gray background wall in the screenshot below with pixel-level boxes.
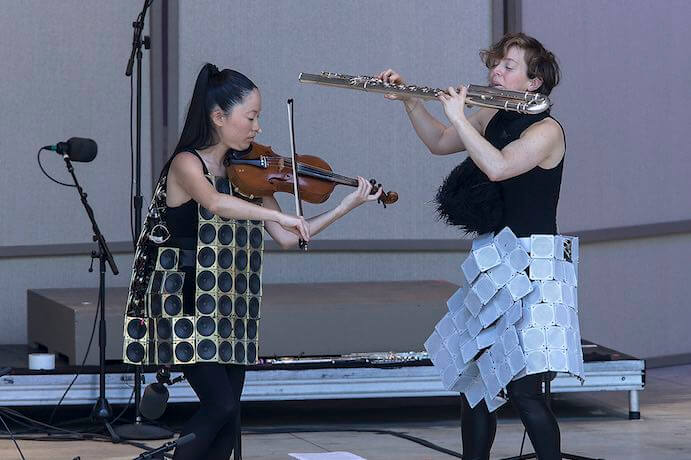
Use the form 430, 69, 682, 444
1, 0, 689, 363
520, 0, 691, 360
176, 0, 491, 240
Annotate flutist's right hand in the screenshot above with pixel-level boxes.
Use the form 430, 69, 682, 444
376, 69, 411, 101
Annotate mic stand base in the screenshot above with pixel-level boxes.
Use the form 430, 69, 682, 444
115, 420, 173, 441
91, 396, 120, 442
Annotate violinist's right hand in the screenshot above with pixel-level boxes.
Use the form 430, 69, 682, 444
376, 69, 412, 101
276, 213, 310, 243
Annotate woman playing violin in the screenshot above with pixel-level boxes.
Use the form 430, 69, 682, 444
160, 63, 381, 460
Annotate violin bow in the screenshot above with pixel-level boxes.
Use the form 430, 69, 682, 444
286, 98, 308, 251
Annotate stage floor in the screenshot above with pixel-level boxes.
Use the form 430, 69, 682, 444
0, 364, 687, 460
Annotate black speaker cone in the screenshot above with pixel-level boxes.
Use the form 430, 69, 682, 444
196, 293, 216, 315
218, 318, 232, 338
174, 318, 194, 339
197, 247, 216, 267
249, 297, 260, 318
219, 341, 233, 361
196, 316, 216, 336
250, 251, 261, 272
236, 226, 248, 247
218, 225, 234, 245
247, 319, 258, 339
247, 342, 257, 363
127, 319, 147, 340
218, 272, 233, 293
234, 342, 245, 362
199, 223, 216, 244
157, 342, 173, 364
159, 248, 177, 270
234, 296, 247, 317
234, 319, 245, 339
175, 342, 194, 362
218, 295, 232, 316
218, 248, 233, 269
164, 272, 183, 293
197, 339, 217, 360
235, 250, 248, 271
126, 342, 145, 363
156, 318, 172, 340
235, 273, 247, 294
164, 295, 182, 316
250, 227, 263, 248
197, 271, 216, 291
249, 273, 261, 295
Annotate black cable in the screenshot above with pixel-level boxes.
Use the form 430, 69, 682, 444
111, 386, 135, 424
37, 148, 76, 187
47, 293, 101, 425
1, 407, 93, 438
0, 412, 26, 460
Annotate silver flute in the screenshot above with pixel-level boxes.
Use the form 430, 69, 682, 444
299, 71, 551, 114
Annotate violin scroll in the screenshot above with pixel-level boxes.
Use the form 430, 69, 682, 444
369, 179, 398, 208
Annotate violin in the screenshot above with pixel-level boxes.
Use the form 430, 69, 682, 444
224, 142, 398, 207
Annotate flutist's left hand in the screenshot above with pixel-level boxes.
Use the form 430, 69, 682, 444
438, 85, 469, 124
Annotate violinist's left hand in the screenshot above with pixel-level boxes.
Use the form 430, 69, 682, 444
339, 176, 383, 212
438, 85, 468, 125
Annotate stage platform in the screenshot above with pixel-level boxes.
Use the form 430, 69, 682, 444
0, 341, 644, 419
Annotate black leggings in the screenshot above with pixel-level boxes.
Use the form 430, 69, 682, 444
173, 363, 246, 460
461, 373, 561, 460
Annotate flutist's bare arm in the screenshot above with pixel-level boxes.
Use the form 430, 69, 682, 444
377, 69, 493, 155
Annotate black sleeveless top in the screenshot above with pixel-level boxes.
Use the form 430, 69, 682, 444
159, 150, 209, 314
162, 150, 208, 250
484, 110, 564, 237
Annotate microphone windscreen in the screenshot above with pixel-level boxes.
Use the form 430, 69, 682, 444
67, 137, 98, 162
139, 383, 169, 420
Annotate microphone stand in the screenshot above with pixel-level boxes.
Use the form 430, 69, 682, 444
62, 155, 120, 441
116, 0, 172, 441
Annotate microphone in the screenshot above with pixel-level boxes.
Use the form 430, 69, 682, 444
140, 367, 185, 420
43, 137, 97, 162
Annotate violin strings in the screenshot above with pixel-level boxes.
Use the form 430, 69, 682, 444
261, 158, 358, 185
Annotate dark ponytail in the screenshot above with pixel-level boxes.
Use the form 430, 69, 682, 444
174, 63, 257, 154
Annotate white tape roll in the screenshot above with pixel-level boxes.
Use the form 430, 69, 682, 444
29, 353, 55, 370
